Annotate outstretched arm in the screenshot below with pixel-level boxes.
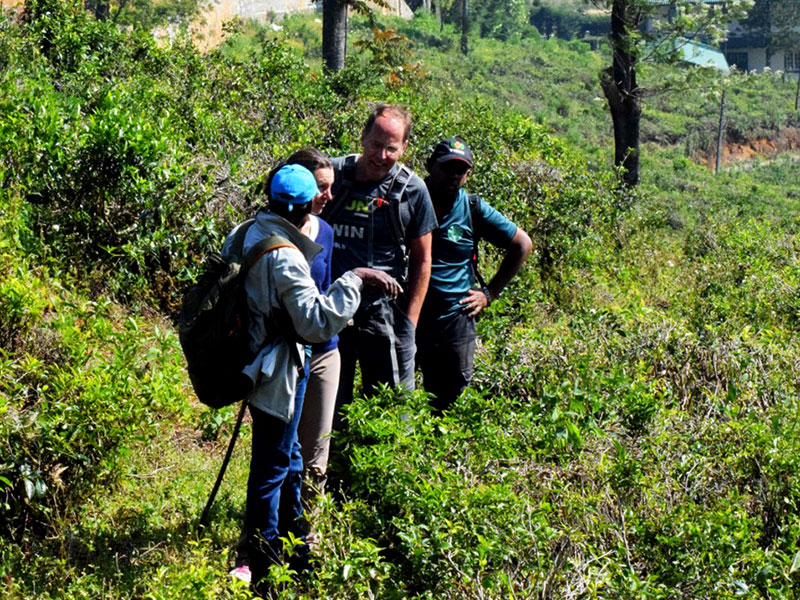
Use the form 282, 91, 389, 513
459, 228, 532, 318
404, 232, 433, 326
265, 249, 363, 343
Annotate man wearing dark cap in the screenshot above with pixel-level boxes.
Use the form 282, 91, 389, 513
417, 137, 532, 414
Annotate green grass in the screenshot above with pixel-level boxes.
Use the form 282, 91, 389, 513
3, 3, 800, 599
3, 433, 248, 599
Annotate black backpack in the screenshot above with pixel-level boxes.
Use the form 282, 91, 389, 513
179, 220, 295, 409
467, 193, 488, 289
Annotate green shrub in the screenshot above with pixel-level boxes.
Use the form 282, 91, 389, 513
0, 234, 190, 537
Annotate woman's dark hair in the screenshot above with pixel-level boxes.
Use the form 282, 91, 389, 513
286, 147, 332, 174
256, 147, 332, 207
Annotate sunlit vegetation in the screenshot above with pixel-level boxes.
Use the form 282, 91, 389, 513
2, 1, 800, 598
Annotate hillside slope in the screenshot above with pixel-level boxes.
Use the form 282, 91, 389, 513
319, 10, 800, 169
2, 4, 800, 599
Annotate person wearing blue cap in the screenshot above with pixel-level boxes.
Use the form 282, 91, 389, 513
223, 163, 399, 592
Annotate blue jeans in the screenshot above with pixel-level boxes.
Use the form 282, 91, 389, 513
246, 360, 309, 580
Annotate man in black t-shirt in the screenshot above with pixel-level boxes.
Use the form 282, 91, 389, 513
323, 104, 437, 419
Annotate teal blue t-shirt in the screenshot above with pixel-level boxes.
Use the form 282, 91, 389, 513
424, 189, 517, 320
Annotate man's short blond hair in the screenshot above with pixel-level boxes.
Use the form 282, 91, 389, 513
362, 103, 412, 142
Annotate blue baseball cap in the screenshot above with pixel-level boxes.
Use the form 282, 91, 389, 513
270, 164, 318, 209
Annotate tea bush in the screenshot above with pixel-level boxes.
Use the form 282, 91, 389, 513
0, 195, 191, 539
325, 108, 800, 596
329, 197, 800, 595
3, 5, 800, 600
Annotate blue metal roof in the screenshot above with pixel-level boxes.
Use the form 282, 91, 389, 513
675, 38, 731, 72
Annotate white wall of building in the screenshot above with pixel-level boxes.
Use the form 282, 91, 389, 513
235, 0, 318, 20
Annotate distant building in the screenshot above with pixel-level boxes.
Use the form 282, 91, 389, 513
721, 3, 800, 74
646, 0, 800, 75
205, 0, 412, 23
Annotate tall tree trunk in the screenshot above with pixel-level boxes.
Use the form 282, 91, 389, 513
601, 0, 641, 186
460, 0, 468, 55
765, 0, 772, 70
322, 0, 348, 72
795, 69, 800, 111
86, 0, 110, 20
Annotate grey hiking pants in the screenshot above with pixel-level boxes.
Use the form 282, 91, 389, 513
416, 310, 477, 415
297, 348, 341, 499
333, 292, 416, 432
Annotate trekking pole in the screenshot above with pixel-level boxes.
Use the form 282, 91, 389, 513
199, 399, 248, 528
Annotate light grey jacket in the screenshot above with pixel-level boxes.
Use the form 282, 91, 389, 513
225, 210, 362, 422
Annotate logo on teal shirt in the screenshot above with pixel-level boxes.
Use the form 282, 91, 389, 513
446, 224, 463, 242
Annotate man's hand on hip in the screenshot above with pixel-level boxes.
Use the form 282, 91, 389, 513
459, 288, 491, 318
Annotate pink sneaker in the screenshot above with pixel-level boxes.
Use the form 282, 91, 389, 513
229, 564, 252, 584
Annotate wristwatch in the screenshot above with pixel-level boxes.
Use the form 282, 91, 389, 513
482, 287, 493, 306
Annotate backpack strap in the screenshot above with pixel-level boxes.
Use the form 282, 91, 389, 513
321, 153, 359, 225
241, 233, 305, 373
224, 218, 256, 264
244, 234, 296, 270
322, 158, 416, 279
384, 164, 414, 247
467, 194, 488, 290
324, 157, 414, 248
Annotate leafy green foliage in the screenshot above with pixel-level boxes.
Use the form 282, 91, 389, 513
0, 229, 191, 533
428, 0, 535, 43
529, 2, 609, 40
473, 0, 530, 41
2, 5, 800, 600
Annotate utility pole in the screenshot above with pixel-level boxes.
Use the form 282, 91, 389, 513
715, 88, 726, 175
795, 71, 800, 111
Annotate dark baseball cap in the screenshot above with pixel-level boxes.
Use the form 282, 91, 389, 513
429, 137, 474, 167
